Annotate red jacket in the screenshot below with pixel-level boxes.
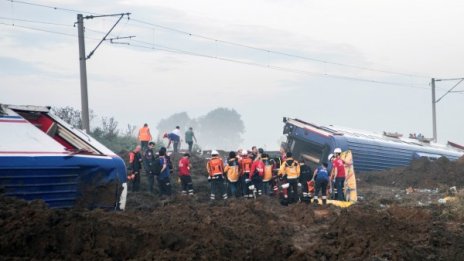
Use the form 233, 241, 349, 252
250, 160, 265, 179
178, 157, 191, 176
333, 158, 346, 178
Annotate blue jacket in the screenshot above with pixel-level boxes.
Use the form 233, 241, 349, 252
315, 166, 329, 181
158, 157, 170, 179
168, 132, 180, 142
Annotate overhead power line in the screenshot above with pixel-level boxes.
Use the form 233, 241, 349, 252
0, 16, 73, 27
130, 18, 429, 79
0, 21, 76, 37
5, 0, 99, 15
0, 21, 99, 40
0, 18, 428, 90
6, 0, 430, 79
124, 39, 429, 90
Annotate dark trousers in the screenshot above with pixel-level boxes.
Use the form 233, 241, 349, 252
187, 141, 193, 152
287, 178, 299, 201
210, 176, 226, 200
131, 172, 140, 192
147, 173, 155, 193
140, 141, 148, 153
228, 181, 239, 197
180, 176, 193, 194
252, 175, 263, 195
262, 181, 271, 195
335, 177, 346, 201
173, 141, 179, 153
315, 178, 328, 197
157, 176, 171, 196
239, 174, 249, 196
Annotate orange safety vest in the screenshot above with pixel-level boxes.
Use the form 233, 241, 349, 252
138, 127, 151, 141
263, 160, 273, 182
224, 160, 240, 182
207, 157, 224, 176
240, 157, 252, 175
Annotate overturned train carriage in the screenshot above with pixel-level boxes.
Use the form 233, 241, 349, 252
283, 118, 463, 173
0, 104, 127, 209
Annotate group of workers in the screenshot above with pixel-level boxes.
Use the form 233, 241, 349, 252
130, 124, 350, 205
205, 147, 348, 205
138, 123, 197, 154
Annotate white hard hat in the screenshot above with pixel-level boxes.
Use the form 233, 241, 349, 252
281, 183, 290, 189
328, 153, 334, 161
334, 148, 342, 154
241, 150, 248, 156
211, 150, 219, 155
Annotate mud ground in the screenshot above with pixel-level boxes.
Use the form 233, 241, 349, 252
1, 155, 464, 260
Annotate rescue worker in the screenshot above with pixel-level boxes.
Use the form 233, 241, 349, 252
278, 152, 300, 203
157, 147, 172, 198
144, 141, 157, 194
313, 160, 330, 205
206, 150, 227, 200
128, 145, 143, 192
331, 148, 346, 201
251, 146, 258, 160
239, 150, 253, 198
261, 153, 275, 195
250, 153, 265, 196
224, 151, 240, 198
138, 123, 152, 153
299, 157, 313, 204
184, 127, 197, 153
178, 152, 194, 195
171, 126, 181, 153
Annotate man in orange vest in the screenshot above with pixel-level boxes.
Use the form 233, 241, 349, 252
239, 150, 253, 198
261, 153, 275, 196
206, 150, 227, 201
224, 151, 240, 198
138, 123, 152, 153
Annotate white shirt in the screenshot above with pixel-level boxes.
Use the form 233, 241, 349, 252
172, 128, 181, 136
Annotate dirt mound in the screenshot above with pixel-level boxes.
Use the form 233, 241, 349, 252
362, 157, 464, 189
2, 194, 464, 260
3, 153, 464, 260
307, 204, 464, 260
0, 195, 307, 260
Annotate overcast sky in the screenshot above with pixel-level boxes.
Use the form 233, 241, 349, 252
1, 0, 463, 150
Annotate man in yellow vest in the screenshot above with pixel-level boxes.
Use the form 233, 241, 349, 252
278, 152, 301, 204
138, 123, 152, 153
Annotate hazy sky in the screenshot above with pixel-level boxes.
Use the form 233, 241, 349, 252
1, 0, 463, 150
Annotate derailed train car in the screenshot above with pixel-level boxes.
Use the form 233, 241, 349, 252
0, 104, 127, 209
283, 118, 463, 172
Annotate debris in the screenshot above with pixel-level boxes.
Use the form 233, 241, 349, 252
406, 187, 414, 194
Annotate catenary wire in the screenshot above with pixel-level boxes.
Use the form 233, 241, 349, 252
5, 0, 430, 79
0, 19, 429, 90
125, 39, 429, 90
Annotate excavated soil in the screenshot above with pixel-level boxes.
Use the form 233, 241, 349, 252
361, 156, 464, 189
1, 155, 464, 260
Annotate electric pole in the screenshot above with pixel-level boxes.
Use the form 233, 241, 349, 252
76, 12, 131, 133
77, 14, 90, 133
431, 77, 464, 142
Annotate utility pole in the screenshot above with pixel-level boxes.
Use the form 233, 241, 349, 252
431, 77, 464, 143
76, 12, 131, 133
77, 14, 90, 133
431, 78, 437, 142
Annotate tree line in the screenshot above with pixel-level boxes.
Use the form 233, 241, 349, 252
52, 107, 245, 153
